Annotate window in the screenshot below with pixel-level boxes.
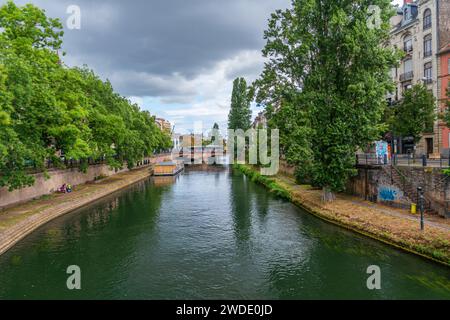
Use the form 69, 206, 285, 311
424, 62, 432, 83
404, 58, 412, 73
424, 34, 432, 57
423, 9, 432, 30
400, 58, 414, 81
403, 34, 413, 52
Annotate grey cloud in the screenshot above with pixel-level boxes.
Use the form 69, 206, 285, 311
108, 70, 197, 97
6, 0, 290, 98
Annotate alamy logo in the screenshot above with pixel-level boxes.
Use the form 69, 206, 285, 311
173, 124, 280, 176
66, 5, 81, 30
227, 128, 279, 176
366, 5, 382, 30
66, 265, 81, 290
366, 265, 381, 290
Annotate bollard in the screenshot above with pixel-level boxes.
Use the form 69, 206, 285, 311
422, 154, 427, 167
417, 187, 424, 231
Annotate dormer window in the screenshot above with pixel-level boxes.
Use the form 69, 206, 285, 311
401, 4, 418, 26
423, 9, 431, 30
404, 5, 413, 21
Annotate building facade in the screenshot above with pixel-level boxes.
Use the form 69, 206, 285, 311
437, 0, 450, 150
388, 0, 449, 156
155, 118, 172, 133
439, 45, 450, 148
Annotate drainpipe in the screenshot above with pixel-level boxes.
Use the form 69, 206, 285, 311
437, 0, 440, 51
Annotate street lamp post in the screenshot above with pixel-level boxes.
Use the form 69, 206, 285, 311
417, 187, 424, 231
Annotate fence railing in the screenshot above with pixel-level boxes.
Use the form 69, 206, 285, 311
356, 153, 450, 168
24, 152, 173, 174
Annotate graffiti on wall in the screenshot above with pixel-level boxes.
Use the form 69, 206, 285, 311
378, 185, 403, 202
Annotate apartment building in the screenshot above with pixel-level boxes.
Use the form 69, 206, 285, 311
388, 0, 449, 156
155, 118, 172, 134
438, 0, 450, 150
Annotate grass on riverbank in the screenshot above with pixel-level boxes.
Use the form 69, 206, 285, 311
237, 164, 292, 201
235, 164, 450, 266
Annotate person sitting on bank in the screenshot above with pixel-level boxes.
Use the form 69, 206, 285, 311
59, 184, 66, 193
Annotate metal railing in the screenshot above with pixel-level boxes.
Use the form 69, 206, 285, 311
403, 44, 413, 53
23, 152, 173, 173
423, 77, 433, 84
399, 71, 414, 82
356, 153, 450, 168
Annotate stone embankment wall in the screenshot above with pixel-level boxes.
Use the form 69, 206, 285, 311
0, 154, 170, 209
348, 165, 450, 218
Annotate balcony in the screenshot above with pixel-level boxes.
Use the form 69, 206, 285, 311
399, 71, 414, 82
403, 44, 413, 53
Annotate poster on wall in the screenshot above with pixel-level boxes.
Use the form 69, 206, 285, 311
375, 141, 389, 164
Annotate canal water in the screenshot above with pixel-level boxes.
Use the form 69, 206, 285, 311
0, 167, 449, 299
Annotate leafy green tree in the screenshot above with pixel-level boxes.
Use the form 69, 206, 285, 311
0, 1, 172, 190
0, 1, 63, 50
256, 0, 399, 201
228, 77, 252, 130
390, 84, 436, 145
265, 98, 313, 184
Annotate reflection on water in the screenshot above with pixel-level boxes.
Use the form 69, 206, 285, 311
0, 168, 449, 299
153, 175, 181, 187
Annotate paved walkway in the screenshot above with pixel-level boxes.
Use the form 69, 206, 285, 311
350, 199, 450, 232
0, 166, 153, 256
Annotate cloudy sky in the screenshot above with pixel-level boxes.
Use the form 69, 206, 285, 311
3, 0, 291, 134
5, 0, 404, 134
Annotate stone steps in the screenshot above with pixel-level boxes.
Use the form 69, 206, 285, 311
384, 166, 438, 214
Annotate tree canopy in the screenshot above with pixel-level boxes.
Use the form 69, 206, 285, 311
255, 0, 399, 200
228, 77, 252, 131
389, 84, 436, 144
0, 1, 172, 191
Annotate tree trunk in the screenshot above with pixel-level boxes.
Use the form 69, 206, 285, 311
322, 186, 336, 202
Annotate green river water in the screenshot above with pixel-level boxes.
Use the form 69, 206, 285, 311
0, 167, 449, 299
